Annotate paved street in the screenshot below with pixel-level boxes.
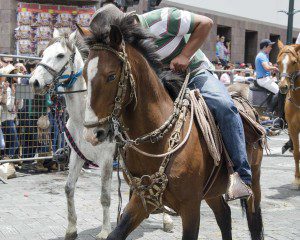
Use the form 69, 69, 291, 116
0, 133, 299, 240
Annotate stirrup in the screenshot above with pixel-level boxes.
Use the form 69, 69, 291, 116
225, 172, 253, 201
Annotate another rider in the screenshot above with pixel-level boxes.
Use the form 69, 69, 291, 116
90, 5, 252, 200
255, 39, 279, 94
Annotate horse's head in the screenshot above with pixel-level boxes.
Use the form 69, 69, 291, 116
80, 9, 164, 145
82, 25, 134, 144
277, 40, 300, 94
29, 29, 80, 95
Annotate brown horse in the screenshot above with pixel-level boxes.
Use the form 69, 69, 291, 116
277, 40, 300, 187
79, 16, 264, 240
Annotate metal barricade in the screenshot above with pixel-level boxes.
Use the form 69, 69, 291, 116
0, 54, 65, 164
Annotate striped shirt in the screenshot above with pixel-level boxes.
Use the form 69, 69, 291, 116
138, 8, 215, 77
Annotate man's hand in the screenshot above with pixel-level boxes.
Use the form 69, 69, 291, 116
170, 54, 190, 72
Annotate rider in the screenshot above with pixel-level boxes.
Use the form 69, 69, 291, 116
255, 39, 279, 94
90, 5, 252, 200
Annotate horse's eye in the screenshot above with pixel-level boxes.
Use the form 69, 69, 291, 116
57, 53, 65, 59
107, 74, 116, 82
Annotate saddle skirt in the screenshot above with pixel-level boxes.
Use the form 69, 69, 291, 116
190, 90, 266, 166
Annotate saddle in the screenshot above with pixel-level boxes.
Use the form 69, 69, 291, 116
191, 90, 265, 165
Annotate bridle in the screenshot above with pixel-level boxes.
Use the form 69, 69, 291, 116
278, 46, 300, 108
278, 47, 300, 91
83, 42, 137, 129
37, 38, 85, 95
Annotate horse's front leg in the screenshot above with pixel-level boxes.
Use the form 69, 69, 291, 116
180, 200, 201, 240
97, 156, 113, 240
65, 152, 84, 240
106, 193, 154, 240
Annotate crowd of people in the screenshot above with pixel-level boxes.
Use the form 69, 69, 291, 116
0, 54, 64, 172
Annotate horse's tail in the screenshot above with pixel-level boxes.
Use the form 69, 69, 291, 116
240, 199, 264, 240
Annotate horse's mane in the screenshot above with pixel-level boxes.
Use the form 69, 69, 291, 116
85, 14, 183, 100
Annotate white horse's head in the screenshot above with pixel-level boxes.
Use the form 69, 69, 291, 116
29, 28, 81, 94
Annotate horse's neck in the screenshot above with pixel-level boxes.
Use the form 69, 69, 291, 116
64, 50, 86, 123
123, 56, 173, 141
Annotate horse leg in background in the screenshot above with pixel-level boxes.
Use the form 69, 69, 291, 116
290, 128, 300, 187
180, 201, 201, 240
65, 152, 85, 240
206, 196, 232, 240
163, 207, 174, 232
282, 137, 293, 154
242, 146, 264, 240
106, 193, 155, 240
97, 156, 114, 240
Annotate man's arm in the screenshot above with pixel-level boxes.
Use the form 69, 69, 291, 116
262, 62, 278, 72
170, 14, 213, 72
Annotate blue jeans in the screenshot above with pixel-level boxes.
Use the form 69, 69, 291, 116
48, 111, 65, 153
1, 120, 19, 157
188, 70, 252, 185
0, 128, 5, 150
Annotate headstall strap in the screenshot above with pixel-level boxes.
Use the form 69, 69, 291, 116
84, 43, 137, 129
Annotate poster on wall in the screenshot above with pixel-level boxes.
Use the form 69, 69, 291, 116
15, 3, 95, 56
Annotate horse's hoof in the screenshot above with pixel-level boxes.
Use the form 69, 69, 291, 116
293, 178, 300, 189
65, 231, 78, 240
96, 230, 110, 240
163, 221, 174, 232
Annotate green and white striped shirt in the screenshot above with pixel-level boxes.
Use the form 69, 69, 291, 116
138, 7, 215, 77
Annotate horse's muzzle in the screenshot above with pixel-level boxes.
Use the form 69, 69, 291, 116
83, 125, 112, 146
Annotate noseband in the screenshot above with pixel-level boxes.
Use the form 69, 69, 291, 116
83, 43, 137, 129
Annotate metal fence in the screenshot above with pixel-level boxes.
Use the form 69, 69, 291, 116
0, 54, 66, 165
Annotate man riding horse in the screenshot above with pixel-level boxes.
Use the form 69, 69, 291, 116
87, 4, 252, 200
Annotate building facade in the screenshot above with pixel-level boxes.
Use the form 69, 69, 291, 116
161, 0, 300, 64
1, 0, 299, 65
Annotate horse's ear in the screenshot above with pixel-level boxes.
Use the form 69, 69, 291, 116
75, 23, 92, 37
53, 28, 61, 38
278, 40, 284, 50
109, 25, 123, 50
69, 30, 77, 43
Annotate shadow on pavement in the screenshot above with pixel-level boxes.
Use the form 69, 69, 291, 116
267, 183, 300, 200
49, 221, 163, 240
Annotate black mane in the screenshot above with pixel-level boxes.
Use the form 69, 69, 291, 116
85, 14, 184, 100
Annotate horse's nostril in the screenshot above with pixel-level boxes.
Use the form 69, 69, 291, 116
33, 79, 40, 88
96, 129, 106, 140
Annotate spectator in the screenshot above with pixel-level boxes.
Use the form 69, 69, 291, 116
216, 36, 229, 66
0, 54, 13, 68
220, 64, 232, 84
225, 41, 231, 62
0, 64, 23, 159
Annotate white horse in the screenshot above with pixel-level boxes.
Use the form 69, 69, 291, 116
29, 29, 173, 239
